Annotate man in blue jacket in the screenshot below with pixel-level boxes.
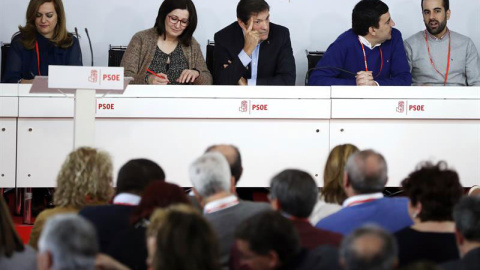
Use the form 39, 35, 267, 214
309, 0, 412, 86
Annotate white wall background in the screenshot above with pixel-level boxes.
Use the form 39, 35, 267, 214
1, 0, 479, 85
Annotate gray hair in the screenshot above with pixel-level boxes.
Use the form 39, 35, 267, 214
453, 196, 480, 242
38, 214, 98, 270
189, 152, 232, 198
269, 169, 318, 218
340, 225, 398, 270
345, 150, 388, 194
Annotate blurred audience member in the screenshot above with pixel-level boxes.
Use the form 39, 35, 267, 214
340, 225, 398, 270
316, 150, 412, 235
0, 196, 36, 269
29, 147, 114, 249
37, 214, 98, 270
442, 196, 480, 270
468, 185, 480, 197
310, 144, 359, 224
395, 161, 463, 267
151, 205, 220, 270
106, 181, 190, 270
269, 169, 342, 249
190, 152, 270, 267
234, 211, 339, 270
80, 158, 165, 252
206, 144, 243, 185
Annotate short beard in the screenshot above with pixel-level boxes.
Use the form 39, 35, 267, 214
425, 17, 447, 36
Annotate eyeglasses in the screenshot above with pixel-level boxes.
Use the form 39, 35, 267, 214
168, 15, 189, 27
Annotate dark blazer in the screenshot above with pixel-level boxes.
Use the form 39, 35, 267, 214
213, 22, 295, 85
442, 247, 480, 270
79, 204, 135, 253
291, 219, 342, 250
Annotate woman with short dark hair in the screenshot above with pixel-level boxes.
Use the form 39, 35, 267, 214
395, 161, 464, 267
2, 0, 82, 83
121, 0, 211, 85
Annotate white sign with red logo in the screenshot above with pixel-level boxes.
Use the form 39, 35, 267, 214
48, 66, 124, 90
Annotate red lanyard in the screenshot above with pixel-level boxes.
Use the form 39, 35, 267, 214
358, 38, 383, 78
424, 29, 451, 86
204, 198, 239, 214
35, 41, 42, 76
346, 198, 377, 207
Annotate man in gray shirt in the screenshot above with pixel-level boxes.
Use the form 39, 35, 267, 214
405, 0, 480, 86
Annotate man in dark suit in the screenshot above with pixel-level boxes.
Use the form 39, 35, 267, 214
442, 196, 480, 270
79, 159, 165, 252
213, 0, 295, 85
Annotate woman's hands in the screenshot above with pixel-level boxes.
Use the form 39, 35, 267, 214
148, 73, 169, 85
177, 69, 200, 84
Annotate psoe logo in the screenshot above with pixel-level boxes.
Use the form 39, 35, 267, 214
88, 69, 98, 83
239, 100, 248, 113
396, 101, 405, 113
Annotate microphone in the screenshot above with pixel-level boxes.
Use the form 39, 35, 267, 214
305, 66, 356, 85
85, 28, 94, 66
74, 27, 79, 39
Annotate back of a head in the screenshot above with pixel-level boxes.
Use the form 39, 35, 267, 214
345, 150, 388, 194
130, 181, 191, 224
454, 196, 480, 243
38, 214, 98, 270
206, 144, 243, 184
340, 225, 397, 270
236, 0, 270, 24
352, 0, 389, 36
189, 152, 232, 198
54, 147, 114, 208
323, 144, 360, 204
402, 161, 463, 222
116, 158, 165, 195
0, 196, 24, 257
235, 211, 301, 266
270, 169, 318, 218
153, 208, 219, 270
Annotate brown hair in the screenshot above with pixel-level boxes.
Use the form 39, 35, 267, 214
53, 147, 114, 208
322, 144, 360, 204
18, 0, 73, 50
0, 196, 24, 257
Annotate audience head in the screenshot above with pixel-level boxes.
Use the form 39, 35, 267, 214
402, 161, 463, 222
340, 225, 398, 270
421, 0, 451, 37
37, 214, 98, 270
352, 0, 394, 44
344, 149, 388, 195
130, 181, 190, 224
469, 186, 480, 197
116, 158, 165, 196
269, 169, 318, 218
20, 0, 73, 49
323, 144, 360, 204
154, 0, 198, 46
189, 152, 233, 200
151, 205, 219, 270
236, 0, 270, 41
0, 196, 25, 258
54, 147, 114, 208
453, 196, 480, 255
206, 144, 243, 185
235, 211, 300, 270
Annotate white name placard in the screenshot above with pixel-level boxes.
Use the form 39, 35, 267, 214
48, 66, 124, 90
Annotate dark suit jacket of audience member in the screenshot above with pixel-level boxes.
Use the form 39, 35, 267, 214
442, 247, 480, 270
213, 22, 296, 85
106, 226, 147, 270
394, 227, 459, 267
79, 204, 135, 252
291, 219, 342, 249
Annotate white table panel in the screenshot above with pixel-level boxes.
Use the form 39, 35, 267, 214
330, 119, 480, 187
19, 97, 74, 118
331, 86, 480, 99
0, 118, 17, 187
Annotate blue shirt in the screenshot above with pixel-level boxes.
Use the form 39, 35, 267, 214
2, 32, 82, 83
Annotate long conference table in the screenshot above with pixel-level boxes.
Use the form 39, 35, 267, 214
1, 84, 479, 188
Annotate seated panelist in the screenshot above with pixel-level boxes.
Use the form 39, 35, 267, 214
2, 0, 82, 83
308, 0, 412, 86
121, 0, 212, 85
213, 0, 296, 86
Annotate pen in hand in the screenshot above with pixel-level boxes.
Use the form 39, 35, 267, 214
146, 68, 169, 83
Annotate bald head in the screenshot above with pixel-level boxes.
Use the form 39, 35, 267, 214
206, 144, 243, 184
345, 150, 388, 194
